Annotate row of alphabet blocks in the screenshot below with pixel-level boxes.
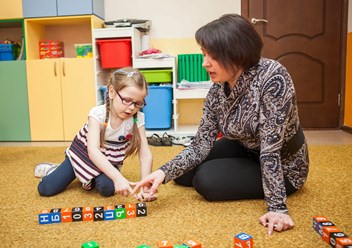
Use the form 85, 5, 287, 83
234, 232, 253, 248
137, 239, 202, 248
313, 216, 352, 247
38, 203, 147, 224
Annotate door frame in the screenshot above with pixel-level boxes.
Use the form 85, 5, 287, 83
241, 0, 349, 129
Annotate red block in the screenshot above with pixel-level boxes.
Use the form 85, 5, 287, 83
83, 206, 94, 221
126, 203, 136, 218
234, 232, 253, 248
61, 207, 72, 222
336, 237, 352, 248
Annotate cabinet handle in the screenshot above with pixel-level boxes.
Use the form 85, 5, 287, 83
54, 61, 57, 77
62, 61, 66, 77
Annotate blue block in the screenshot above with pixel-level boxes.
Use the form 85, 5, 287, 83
104, 210, 115, 220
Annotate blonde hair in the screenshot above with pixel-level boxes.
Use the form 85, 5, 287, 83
100, 67, 148, 158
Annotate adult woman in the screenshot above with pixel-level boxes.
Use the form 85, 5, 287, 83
132, 14, 309, 235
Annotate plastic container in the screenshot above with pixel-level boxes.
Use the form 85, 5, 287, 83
140, 69, 172, 83
178, 54, 209, 82
142, 85, 173, 129
74, 43, 92, 58
0, 44, 15, 61
96, 38, 131, 68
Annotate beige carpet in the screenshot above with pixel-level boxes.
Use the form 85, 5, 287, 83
0, 145, 351, 248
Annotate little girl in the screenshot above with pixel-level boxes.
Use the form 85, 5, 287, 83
37, 67, 155, 202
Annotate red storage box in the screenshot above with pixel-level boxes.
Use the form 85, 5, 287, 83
39, 40, 64, 59
96, 38, 131, 68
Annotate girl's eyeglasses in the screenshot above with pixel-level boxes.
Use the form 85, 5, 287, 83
115, 91, 146, 108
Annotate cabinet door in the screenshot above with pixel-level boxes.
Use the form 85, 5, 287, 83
0, 0, 23, 19
60, 58, 96, 141
57, 0, 104, 19
26, 59, 64, 140
0, 61, 30, 141
22, 0, 57, 18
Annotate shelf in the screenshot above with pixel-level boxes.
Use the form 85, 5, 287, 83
174, 88, 209, 99
133, 57, 176, 69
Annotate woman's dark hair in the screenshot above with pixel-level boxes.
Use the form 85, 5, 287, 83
195, 13, 263, 71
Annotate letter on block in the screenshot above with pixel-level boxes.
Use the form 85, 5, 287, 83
115, 205, 126, 219
322, 226, 341, 243
81, 240, 99, 248
329, 232, 348, 247
318, 221, 335, 236
72, 207, 83, 222
50, 208, 61, 224
136, 202, 147, 217
38, 209, 52, 225
104, 205, 116, 221
126, 203, 136, 218
182, 239, 202, 248
93, 207, 104, 221
61, 208, 72, 222
336, 237, 352, 248
234, 232, 253, 248
312, 216, 328, 233
83, 206, 94, 221
157, 240, 173, 248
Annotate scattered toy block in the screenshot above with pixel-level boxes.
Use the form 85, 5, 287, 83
61, 207, 72, 222
83, 206, 94, 221
136, 244, 151, 248
126, 203, 137, 218
72, 207, 83, 222
93, 206, 104, 221
81, 240, 99, 248
115, 205, 126, 219
157, 240, 173, 248
136, 202, 147, 217
234, 232, 253, 248
182, 239, 202, 248
336, 237, 352, 248
104, 205, 116, 220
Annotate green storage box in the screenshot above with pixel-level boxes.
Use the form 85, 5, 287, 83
140, 69, 172, 83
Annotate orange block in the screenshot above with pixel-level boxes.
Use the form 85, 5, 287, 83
183, 239, 202, 248
322, 226, 340, 244
313, 216, 328, 233
126, 203, 136, 218
61, 207, 72, 222
83, 206, 94, 221
234, 232, 253, 248
157, 240, 173, 248
336, 237, 352, 248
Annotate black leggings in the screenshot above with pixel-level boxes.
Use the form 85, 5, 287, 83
174, 138, 297, 201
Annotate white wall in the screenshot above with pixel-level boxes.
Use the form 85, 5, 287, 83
104, 0, 241, 38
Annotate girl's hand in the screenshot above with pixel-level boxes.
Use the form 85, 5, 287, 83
131, 169, 165, 197
113, 174, 136, 197
136, 188, 157, 202
259, 211, 294, 235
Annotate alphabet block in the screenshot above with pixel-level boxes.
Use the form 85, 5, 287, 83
136, 245, 151, 248
93, 206, 104, 221
157, 240, 173, 248
50, 208, 61, 224
61, 208, 72, 222
317, 221, 335, 236
126, 203, 136, 219
234, 232, 253, 248
174, 245, 188, 248
72, 207, 83, 222
182, 239, 202, 248
336, 237, 352, 248
104, 205, 116, 221
329, 232, 348, 247
136, 202, 147, 217
38, 209, 53, 225
322, 226, 341, 243
81, 240, 99, 248
312, 216, 328, 233
83, 206, 94, 221
115, 205, 126, 219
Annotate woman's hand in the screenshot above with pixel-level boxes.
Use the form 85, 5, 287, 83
131, 169, 166, 198
136, 188, 158, 202
259, 211, 294, 235
113, 174, 135, 197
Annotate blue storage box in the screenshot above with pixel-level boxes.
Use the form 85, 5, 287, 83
143, 85, 173, 129
0, 44, 15, 61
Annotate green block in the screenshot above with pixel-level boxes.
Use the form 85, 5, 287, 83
137, 244, 151, 248
173, 245, 188, 248
115, 208, 126, 219
82, 240, 99, 248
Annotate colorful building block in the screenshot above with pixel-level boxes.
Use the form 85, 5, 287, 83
104, 205, 116, 220
329, 232, 348, 247
38, 209, 54, 225
61, 208, 72, 222
126, 203, 137, 218
115, 205, 126, 219
136, 202, 147, 217
93, 207, 104, 221
50, 208, 61, 224
313, 216, 328, 233
72, 207, 83, 222
81, 240, 99, 248
182, 239, 202, 248
336, 237, 352, 248
322, 226, 341, 243
174, 245, 188, 248
137, 245, 151, 248
317, 221, 335, 236
157, 240, 173, 248
234, 232, 253, 248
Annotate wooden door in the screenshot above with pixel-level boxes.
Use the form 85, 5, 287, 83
60, 58, 96, 141
26, 59, 64, 140
242, 0, 348, 128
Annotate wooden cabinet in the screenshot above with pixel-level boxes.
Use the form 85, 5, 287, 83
22, 0, 104, 19
0, 0, 23, 19
0, 61, 30, 141
26, 58, 95, 141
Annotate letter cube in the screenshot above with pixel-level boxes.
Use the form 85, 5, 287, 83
157, 240, 173, 248
136, 202, 147, 217
38, 209, 52, 225
115, 205, 126, 219
330, 232, 348, 247
61, 207, 72, 222
72, 207, 83, 222
182, 239, 202, 248
104, 205, 116, 221
322, 226, 341, 243
318, 221, 335, 236
137, 245, 151, 248
336, 237, 352, 248
81, 240, 99, 248
312, 216, 328, 233
126, 203, 136, 218
94, 206, 104, 221
234, 232, 253, 248
83, 206, 94, 221
49, 208, 61, 224
174, 245, 188, 248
